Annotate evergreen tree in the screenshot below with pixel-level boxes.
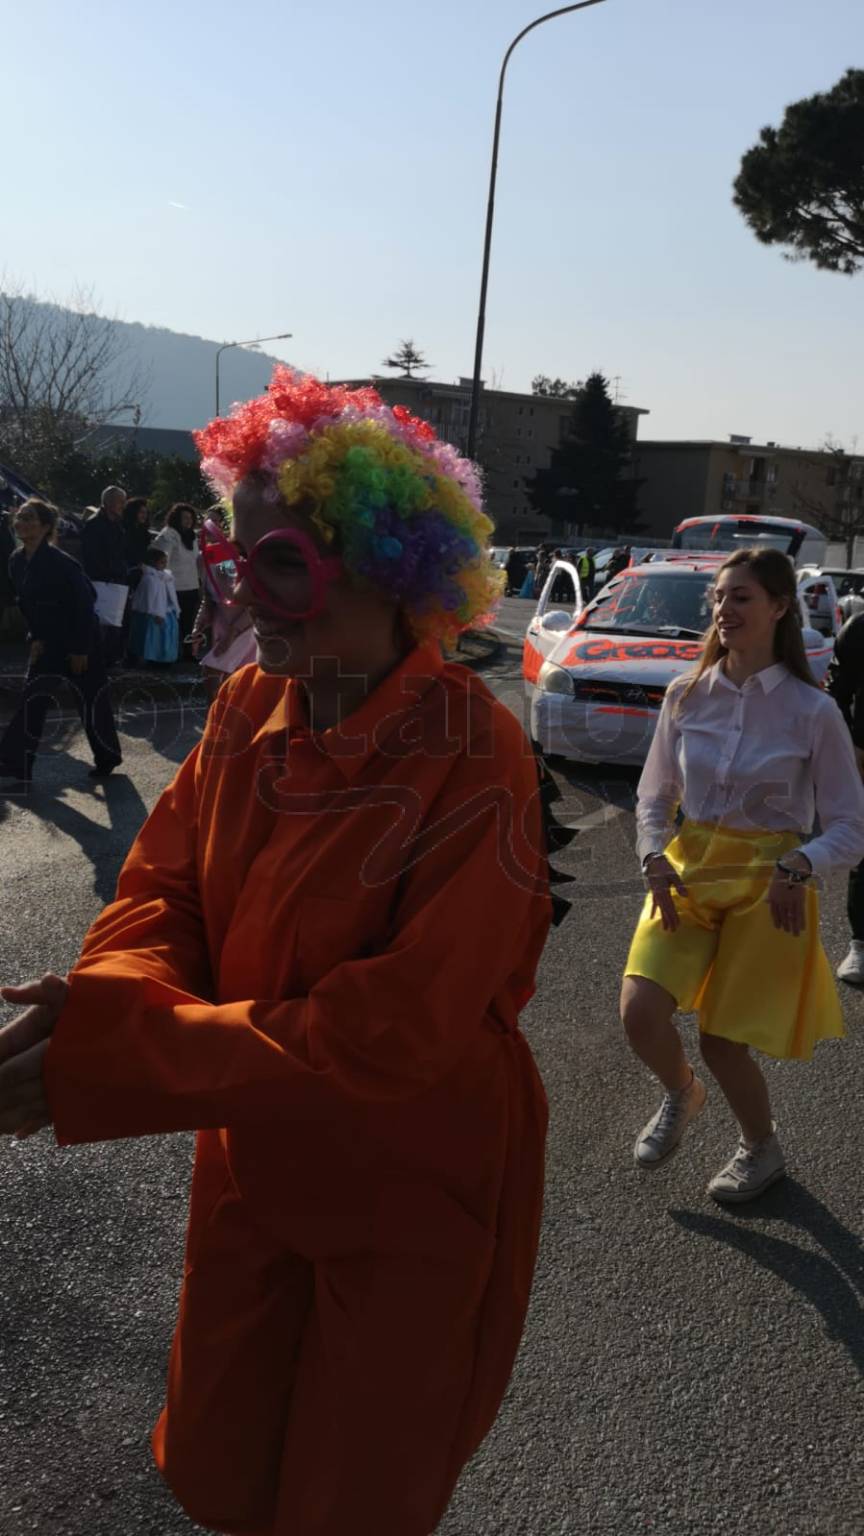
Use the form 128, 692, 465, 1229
381, 340, 431, 378
531, 374, 583, 399
31, 441, 211, 513
734, 69, 864, 275
524, 372, 640, 535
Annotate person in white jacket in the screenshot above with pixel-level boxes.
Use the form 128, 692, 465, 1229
621, 546, 864, 1203
154, 504, 200, 657
128, 547, 180, 665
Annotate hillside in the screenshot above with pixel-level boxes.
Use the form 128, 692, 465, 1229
115, 317, 289, 428
0, 294, 293, 431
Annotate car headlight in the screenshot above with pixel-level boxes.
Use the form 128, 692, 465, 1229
537, 660, 574, 696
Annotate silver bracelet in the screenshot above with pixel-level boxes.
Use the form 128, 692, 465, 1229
776, 857, 812, 886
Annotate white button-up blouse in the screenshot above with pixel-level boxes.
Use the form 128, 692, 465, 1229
635, 662, 864, 879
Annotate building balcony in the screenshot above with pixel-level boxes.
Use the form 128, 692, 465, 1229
723, 477, 777, 501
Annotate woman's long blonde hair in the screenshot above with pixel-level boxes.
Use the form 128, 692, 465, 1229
678, 546, 818, 707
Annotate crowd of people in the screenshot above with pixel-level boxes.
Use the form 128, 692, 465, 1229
0, 485, 255, 788
504, 541, 631, 601
0, 372, 864, 1533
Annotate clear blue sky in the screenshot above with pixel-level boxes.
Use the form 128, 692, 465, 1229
7, 0, 864, 444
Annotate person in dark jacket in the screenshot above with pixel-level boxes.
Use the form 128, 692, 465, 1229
0, 500, 122, 790
826, 609, 864, 983
80, 485, 129, 666
122, 497, 154, 578
504, 546, 524, 596
607, 546, 631, 580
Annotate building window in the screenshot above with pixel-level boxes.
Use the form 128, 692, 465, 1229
518, 406, 524, 416
827, 468, 837, 486
513, 479, 520, 488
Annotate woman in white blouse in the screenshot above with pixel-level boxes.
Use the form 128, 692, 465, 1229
622, 547, 864, 1203
154, 504, 201, 658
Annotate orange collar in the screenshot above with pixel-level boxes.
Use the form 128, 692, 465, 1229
262, 641, 447, 782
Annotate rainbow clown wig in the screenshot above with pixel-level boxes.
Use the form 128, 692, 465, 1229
194, 368, 504, 647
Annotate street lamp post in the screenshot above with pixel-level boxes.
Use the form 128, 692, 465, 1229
215, 332, 293, 416
465, 1, 607, 460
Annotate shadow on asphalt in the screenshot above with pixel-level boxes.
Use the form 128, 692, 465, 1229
0, 759, 150, 904
670, 1180, 864, 1373
541, 754, 640, 816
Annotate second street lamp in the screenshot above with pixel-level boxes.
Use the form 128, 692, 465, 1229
215, 331, 293, 417
466, 1, 608, 461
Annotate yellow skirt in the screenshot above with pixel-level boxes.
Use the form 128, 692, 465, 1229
624, 820, 843, 1061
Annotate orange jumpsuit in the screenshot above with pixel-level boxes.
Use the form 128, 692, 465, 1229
44, 641, 551, 1536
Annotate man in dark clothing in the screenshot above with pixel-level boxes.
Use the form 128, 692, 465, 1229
826, 610, 864, 983
504, 547, 524, 597
80, 485, 128, 666
0, 501, 122, 789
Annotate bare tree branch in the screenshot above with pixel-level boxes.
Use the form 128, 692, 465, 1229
0, 279, 150, 487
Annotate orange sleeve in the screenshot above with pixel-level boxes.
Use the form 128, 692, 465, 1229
75, 740, 212, 1000
45, 726, 551, 1145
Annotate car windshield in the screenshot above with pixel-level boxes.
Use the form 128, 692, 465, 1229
581, 571, 712, 636
829, 571, 864, 597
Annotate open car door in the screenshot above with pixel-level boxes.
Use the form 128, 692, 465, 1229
523, 560, 584, 685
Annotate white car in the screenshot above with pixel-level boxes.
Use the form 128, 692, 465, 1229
795, 567, 841, 636
523, 557, 835, 766
800, 566, 864, 627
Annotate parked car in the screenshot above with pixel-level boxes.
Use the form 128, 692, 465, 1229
523, 556, 834, 766
490, 545, 536, 595
801, 566, 864, 625
671, 514, 828, 567
794, 567, 841, 637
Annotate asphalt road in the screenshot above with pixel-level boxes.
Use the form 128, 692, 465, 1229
2, 647, 864, 1535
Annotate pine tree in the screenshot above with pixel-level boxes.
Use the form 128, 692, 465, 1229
381, 340, 431, 378
531, 374, 583, 399
734, 69, 864, 275
524, 372, 640, 535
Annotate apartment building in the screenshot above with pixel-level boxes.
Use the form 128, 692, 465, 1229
338, 375, 648, 545
633, 437, 864, 542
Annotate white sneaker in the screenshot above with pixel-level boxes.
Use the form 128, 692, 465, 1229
707, 1125, 786, 1204
837, 940, 864, 986
634, 1074, 707, 1167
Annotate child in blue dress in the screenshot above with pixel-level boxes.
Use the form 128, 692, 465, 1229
128, 546, 180, 665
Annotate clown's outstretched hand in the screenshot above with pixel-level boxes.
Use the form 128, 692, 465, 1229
0, 972, 67, 1139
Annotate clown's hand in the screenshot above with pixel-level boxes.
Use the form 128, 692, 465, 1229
0, 973, 67, 1138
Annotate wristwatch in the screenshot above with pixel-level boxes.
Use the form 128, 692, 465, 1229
775, 857, 812, 885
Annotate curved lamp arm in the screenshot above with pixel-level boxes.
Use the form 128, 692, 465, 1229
215, 331, 293, 416
466, 1, 607, 460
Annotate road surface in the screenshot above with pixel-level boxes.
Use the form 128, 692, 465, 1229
1, 650, 863, 1534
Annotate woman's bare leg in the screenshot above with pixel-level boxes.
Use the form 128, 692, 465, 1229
698, 1033, 772, 1143
620, 975, 692, 1093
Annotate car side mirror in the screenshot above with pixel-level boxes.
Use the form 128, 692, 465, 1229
541, 609, 573, 632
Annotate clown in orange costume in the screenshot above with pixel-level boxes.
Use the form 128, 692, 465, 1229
0, 373, 554, 1536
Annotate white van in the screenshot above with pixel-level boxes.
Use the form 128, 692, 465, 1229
671, 515, 827, 569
